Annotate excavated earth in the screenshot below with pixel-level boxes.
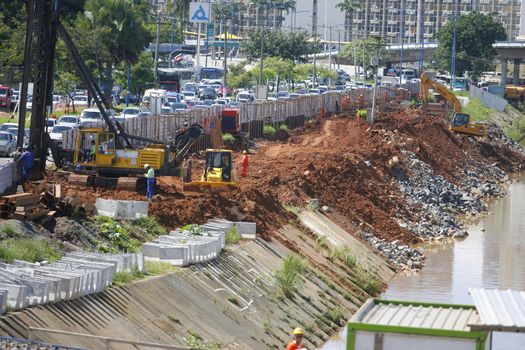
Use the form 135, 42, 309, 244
35, 108, 524, 247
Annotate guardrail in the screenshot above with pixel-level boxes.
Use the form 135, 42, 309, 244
28, 327, 190, 350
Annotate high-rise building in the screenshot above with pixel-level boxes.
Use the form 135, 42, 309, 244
340, 0, 521, 44
282, 0, 347, 39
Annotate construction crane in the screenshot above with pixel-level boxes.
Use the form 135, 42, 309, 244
17, 0, 203, 188
420, 72, 486, 137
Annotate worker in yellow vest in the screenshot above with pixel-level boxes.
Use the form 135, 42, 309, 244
144, 164, 155, 202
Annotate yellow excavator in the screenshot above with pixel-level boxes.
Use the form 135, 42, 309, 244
183, 149, 236, 192
420, 71, 487, 137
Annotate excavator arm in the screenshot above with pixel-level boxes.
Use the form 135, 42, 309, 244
420, 72, 462, 113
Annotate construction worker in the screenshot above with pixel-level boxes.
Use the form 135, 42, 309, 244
89, 140, 96, 162
286, 327, 306, 350
18, 146, 34, 183
144, 164, 155, 202
241, 150, 249, 177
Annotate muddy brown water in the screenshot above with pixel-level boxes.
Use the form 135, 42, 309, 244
322, 176, 525, 349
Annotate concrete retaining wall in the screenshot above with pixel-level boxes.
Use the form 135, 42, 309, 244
143, 219, 255, 266
95, 198, 148, 219
0, 252, 144, 313
0, 162, 16, 195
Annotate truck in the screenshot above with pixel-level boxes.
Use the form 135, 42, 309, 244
0, 85, 13, 109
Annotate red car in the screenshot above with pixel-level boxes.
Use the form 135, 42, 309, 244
0, 85, 13, 109
217, 86, 232, 96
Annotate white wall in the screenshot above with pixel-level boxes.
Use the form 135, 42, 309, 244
283, 0, 346, 39
354, 331, 478, 350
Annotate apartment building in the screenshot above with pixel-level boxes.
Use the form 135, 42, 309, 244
344, 0, 521, 44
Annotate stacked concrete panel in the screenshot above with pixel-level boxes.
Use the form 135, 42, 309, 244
95, 198, 149, 219
0, 162, 16, 195
143, 220, 256, 266
0, 252, 144, 313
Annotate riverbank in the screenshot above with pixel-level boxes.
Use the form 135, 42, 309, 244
13, 107, 525, 348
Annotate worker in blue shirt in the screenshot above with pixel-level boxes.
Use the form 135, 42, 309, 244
19, 146, 34, 182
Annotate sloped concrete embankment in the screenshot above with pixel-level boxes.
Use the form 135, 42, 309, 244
0, 213, 393, 350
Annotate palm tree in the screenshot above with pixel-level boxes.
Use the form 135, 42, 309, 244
336, 0, 360, 41
272, 0, 296, 30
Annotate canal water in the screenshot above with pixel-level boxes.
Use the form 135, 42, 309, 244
322, 176, 525, 349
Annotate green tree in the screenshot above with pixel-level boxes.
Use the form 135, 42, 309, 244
338, 36, 388, 79
242, 30, 316, 63
434, 13, 506, 80
114, 51, 155, 96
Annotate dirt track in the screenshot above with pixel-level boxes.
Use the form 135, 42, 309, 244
35, 108, 525, 246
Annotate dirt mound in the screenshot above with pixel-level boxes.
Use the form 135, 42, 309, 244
33, 107, 525, 247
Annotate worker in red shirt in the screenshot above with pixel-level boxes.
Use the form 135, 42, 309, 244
286, 327, 306, 350
241, 150, 249, 177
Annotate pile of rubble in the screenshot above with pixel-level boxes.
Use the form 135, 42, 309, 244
359, 229, 424, 270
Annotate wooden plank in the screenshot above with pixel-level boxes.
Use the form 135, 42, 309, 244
14, 194, 41, 206
13, 212, 26, 220
26, 209, 49, 221
2, 193, 34, 203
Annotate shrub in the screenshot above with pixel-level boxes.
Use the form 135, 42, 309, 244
227, 295, 240, 306
356, 109, 367, 118
225, 226, 241, 245
323, 306, 345, 325
145, 261, 178, 275
279, 123, 289, 132
129, 216, 167, 241
263, 124, 276, 136
329, 246, 357, 268
112, 267, 145, 286
0, 224, 18, 239
222, 133, 235, 143
181, 224, 204, 236
91, 216, 141, 253
274, 254, 309, 298
283, 204, 300, 214
0, 239, 61, 263
356, 268, 382, 295
186, 330, 222, 350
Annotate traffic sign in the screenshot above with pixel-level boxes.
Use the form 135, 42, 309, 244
189, 2, 211, 23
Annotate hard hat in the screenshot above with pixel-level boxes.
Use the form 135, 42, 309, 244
144, 164, 150, 169
293, 327, 304, 336
243, 150, 247, 154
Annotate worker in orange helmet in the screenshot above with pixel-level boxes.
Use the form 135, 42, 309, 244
286, 327, 306, 350
241, 150, 249, 177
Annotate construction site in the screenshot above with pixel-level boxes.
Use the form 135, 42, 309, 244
1, 1, 525, 349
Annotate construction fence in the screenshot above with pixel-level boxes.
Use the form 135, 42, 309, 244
469, 84, 508, 112
61, 88, 402, 151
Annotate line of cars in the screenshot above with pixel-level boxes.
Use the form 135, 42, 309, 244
0, 123, 29, 157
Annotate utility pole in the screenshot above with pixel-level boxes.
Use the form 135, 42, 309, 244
337, 30, 341, 70
259, 28, 264, 85
169, 16, 174, 68
399, 0, 405, 84
196, 22, 202, 81
223, 19, 228, 98
154, 10, 161, 74
328, 25, 332, 86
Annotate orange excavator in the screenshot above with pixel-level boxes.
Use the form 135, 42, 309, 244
420, 71, 486, 137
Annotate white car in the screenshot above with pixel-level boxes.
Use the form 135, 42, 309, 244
0, 132, 16, 157
57, 115, 79, 128
182, 91, 197, 102
236, 92, 254, 103
73, 95, 88, 106
120, 107, 140, 119
79, 108, 104, 128
0, 123, 19, 132
161, 106, 173, 115
49, 125, 73, 146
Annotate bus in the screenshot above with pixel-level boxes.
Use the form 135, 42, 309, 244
157, 68, 194, 93
200, 67, 225, 80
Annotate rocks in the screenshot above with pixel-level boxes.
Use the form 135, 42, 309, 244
360, 230, 424, 270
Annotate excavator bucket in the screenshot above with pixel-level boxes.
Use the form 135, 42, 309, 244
68, 174, 95, 187
117, 177, 146, 191
182, 181, 236, 193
